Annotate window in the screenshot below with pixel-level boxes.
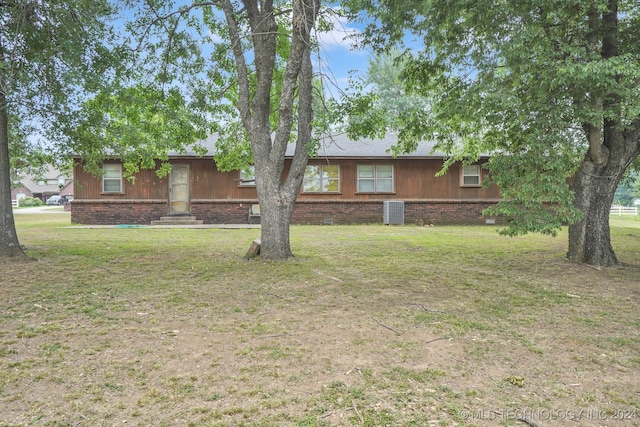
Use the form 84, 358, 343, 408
303, 165, 339, 193
239, 165, 256, 186
103, 163, 122, 193
357, 165, 394, 193
461, 164, 481, 186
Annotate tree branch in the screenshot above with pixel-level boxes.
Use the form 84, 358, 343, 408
243, 0, 277, 142
135, 1, 227, 52
221, 0, 251, 130
584, 4, 604, 166
602, 0, 623, 155
270, 0, 320, 167
283, 43, 313, 197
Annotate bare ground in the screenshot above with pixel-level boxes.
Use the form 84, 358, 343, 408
1, 217, 639, 426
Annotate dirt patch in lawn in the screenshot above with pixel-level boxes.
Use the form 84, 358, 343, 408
1, 221, 639, 426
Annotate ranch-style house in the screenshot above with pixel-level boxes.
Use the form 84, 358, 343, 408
71, 132, 502, 226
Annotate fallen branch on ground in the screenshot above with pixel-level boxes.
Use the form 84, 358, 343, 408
352, 400, 364, 424
516, 417, 540, 427
371, 317, 401, 335
313, 269, 343, 282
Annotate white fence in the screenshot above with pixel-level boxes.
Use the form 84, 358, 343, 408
11, 200, 18, 207
610, 205, 638, 216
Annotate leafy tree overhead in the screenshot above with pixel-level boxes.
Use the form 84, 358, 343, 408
614, 169, 640, 206
3, 0, 334, 261
1, 0, 121, 259
73, 0, 326, 260
66, 84, 210, 180
7, 119, 52, 188
342, 50, 432, 153
343, 0, 640, 266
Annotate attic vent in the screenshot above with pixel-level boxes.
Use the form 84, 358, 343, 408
383, 201, 404, 225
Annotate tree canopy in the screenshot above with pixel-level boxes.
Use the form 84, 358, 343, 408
2, 0, 341, 260
66, 0, 329, 259
340, 50, 432, 153
343, 0, 640, 265
1, 0, 122, 258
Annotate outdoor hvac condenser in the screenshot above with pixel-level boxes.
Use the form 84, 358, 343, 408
383, 201, 405, 225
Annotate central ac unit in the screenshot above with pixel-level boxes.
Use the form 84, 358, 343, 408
383, 201, 404, 225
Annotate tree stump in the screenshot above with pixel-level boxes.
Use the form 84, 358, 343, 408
244, 239, 261, 259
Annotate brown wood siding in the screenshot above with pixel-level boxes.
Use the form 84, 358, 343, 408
295, 158, 500, 200
74, 163, 168, 199
75, 157, 499, 202
187, 159, 258, 199
74, 159, 260, 200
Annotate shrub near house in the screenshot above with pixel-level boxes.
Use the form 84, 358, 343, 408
17, 197, 43, 207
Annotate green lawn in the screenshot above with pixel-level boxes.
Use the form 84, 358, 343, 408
1, 213, 639, 426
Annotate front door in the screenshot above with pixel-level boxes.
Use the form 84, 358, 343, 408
169, 165, 190, 214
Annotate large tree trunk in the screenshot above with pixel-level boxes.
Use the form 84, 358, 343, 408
568, 3, 640, 266
568, 160, 620, 266
257, 192, 296, 260
568, 132, 640, 266
224, 0, 318, 260
0, 93, 26, 259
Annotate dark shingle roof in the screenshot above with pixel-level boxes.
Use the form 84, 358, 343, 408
177, 132, 447, 159
303, 132, 443, 158
16, 166, 72, 194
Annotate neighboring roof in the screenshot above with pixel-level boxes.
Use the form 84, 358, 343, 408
15, 166, 72, 195
173, 132, 447, 159
60, 181, 74, 196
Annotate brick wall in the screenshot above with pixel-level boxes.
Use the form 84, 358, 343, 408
71, 200, 168, 225
192, 200, 255, 224
71, 199, 499, 226
291, 200, 497, 225
404, 201, 497, 225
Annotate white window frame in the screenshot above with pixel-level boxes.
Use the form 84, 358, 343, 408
303, 165, 340, 193
357, 164, 394, 193
239, 165, 256, 186
103, 163, 123, 193
461, 164, 481, 187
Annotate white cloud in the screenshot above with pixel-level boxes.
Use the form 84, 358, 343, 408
316, 13, 361, 52
313, 13, 371, 96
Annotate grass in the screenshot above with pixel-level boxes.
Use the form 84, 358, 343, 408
1, 212, 639, 426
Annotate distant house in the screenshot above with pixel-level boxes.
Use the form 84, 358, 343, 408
71, 133, 502, 226
11, 166, 73, 205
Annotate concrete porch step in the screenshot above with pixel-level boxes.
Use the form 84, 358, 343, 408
156, 216, 199, 221
150, 220, 204, 225
150, 216, 203, 226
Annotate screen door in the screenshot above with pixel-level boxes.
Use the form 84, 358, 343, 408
169, 165, 190, 214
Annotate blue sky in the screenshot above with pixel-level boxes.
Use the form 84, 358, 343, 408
312, 12, 424, 99
196, 5, 374, 99
313, 13, 373, 98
